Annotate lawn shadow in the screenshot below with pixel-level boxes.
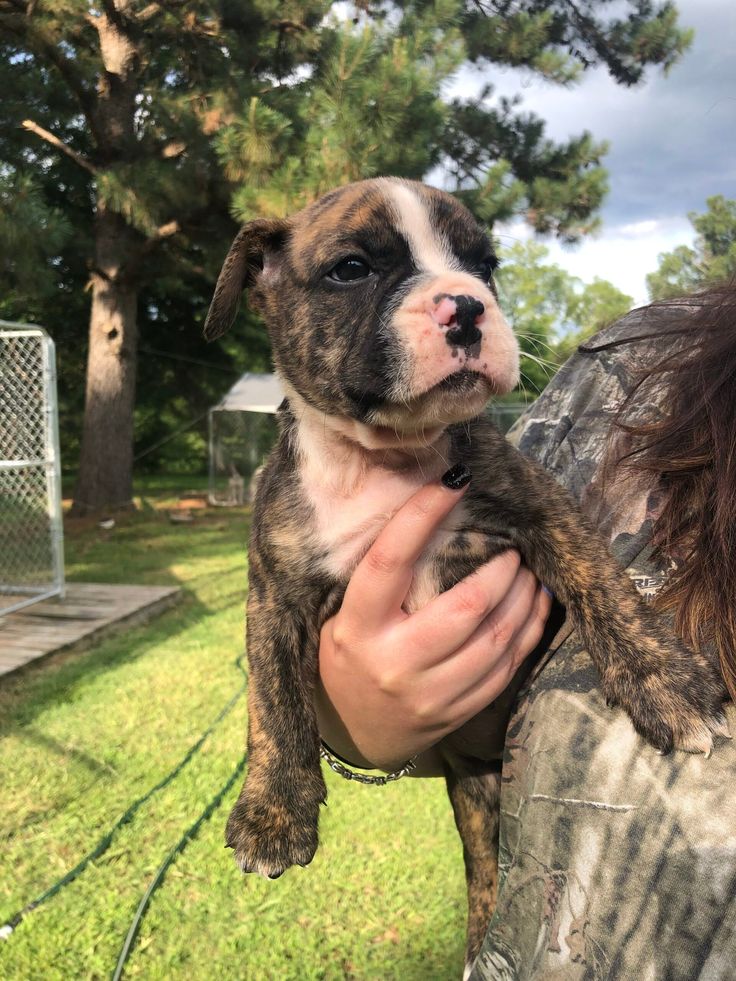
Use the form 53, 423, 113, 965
16, 727, 119, 775
0, 586, 207, 737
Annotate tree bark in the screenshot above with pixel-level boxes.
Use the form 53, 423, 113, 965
71, 3, 141, 516
71, 207, 138, 515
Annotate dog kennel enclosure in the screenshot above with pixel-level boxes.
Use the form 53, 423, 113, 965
208, 372, 284, 505
0, 322, 65, 614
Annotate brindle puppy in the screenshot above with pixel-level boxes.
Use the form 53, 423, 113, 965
204, 178, 728, 970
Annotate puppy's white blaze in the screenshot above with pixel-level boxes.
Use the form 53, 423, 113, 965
383, 180, 462, 276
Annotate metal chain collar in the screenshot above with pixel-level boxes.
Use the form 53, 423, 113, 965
319, 743, 417, 785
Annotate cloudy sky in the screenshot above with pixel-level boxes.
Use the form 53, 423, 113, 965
454, 0, 736, 304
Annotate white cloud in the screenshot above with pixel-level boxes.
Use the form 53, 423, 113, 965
480, 0, 736, 228
618, 220, 660, 238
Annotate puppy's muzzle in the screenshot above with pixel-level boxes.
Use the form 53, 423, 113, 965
432, 293, 485, 350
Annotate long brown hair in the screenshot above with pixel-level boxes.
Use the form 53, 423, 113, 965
608, 281, 736, 700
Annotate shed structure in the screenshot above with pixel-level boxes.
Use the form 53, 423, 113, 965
208, 372, 284, 505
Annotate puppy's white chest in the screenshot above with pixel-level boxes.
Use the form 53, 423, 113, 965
292, 395, 463, 592
303, 466, 428, 579
300, 459, 477, 620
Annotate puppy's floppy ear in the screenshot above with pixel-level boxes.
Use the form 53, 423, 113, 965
204, 218, 289, 341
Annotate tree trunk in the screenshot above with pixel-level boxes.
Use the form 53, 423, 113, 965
71, 207, 138, 516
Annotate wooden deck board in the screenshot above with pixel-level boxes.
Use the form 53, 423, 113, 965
0, 582, 181, 677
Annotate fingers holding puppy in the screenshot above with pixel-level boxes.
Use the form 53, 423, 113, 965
342, 463, 473, 633
317, 470, 552, 771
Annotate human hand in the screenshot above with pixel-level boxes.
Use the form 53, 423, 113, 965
316, 466, 553, 772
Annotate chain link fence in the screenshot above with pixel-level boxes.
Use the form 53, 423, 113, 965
208, 373, 283, 506
0, 323, 64, 614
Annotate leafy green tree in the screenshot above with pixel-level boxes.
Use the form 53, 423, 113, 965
647, 196, 736, 300
556, 275, 637, 364
0, 0, 692, 511
496, 240, 633, 397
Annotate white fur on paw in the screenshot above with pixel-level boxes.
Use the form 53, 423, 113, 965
234, 852, 283, 879
713, 713, 732, 739
674, 713, 732, 756
673, 722, 714, 756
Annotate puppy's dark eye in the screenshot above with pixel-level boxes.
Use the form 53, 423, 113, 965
327, 257, 372, 283
478, 257, 497, 284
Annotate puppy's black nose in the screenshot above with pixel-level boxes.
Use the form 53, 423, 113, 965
444, 294, 484, 349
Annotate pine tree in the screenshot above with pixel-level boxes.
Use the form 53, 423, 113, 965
1, 0, 329, 513
0, 0, 692, 511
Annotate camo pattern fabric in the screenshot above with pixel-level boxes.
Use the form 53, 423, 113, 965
470, 301, 736, 981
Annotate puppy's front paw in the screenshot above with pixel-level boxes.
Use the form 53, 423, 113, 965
225, 782, 323, 878
606, 644, 730, 756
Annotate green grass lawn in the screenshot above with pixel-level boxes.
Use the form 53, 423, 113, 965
0, 480, 466, 980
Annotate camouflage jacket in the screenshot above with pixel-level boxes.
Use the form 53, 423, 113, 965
470, 302, 736, 981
